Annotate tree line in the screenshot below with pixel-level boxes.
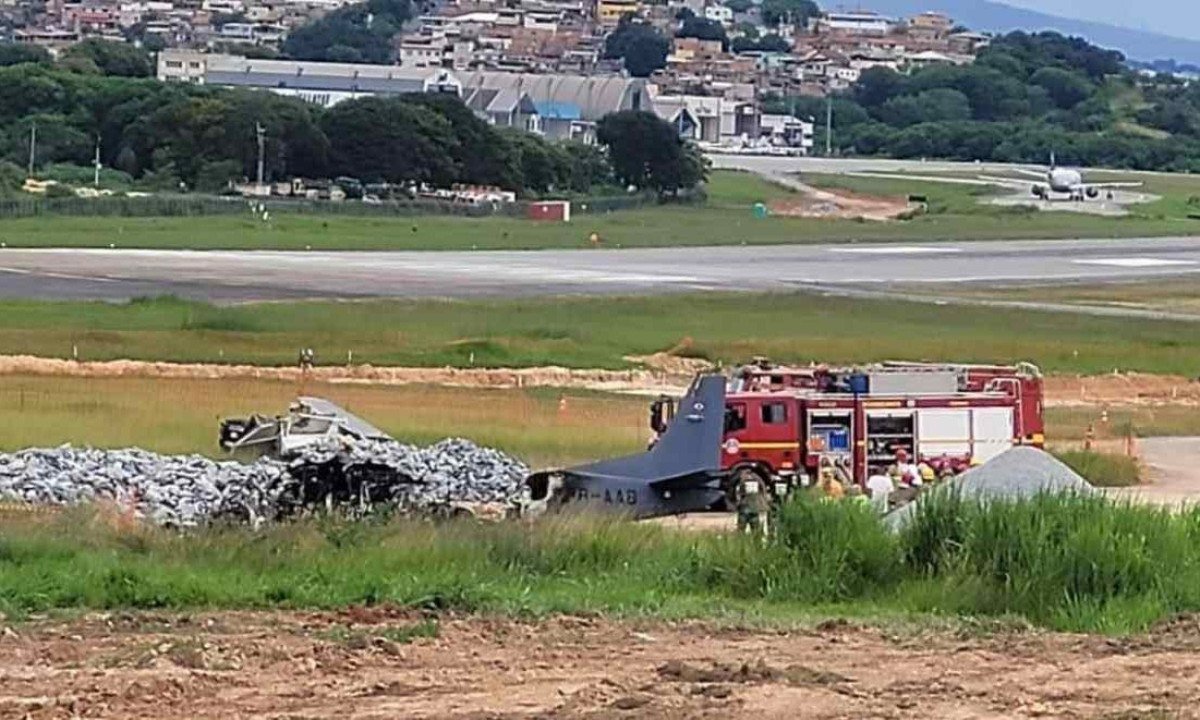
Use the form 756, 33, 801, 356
0, 51, 704, 196
769, 31, 1200, 172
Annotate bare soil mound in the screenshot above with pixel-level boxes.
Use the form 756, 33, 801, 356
768, 184, 916, 221
3, 611, 1199, 718
0, 355, 693, 395
1045, 372, 1200, 407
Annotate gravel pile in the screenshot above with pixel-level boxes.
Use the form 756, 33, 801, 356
944, 446, 1094, 500
886, 446, 1095, 530
0, 438, 529, 527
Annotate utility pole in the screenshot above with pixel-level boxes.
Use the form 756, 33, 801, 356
93, 136, 101, 188
255, 122, 265, 188
825, 95, 833, 157
27, 122, 36, 178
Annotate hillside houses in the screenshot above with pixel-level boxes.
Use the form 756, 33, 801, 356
39, 0, 994, 155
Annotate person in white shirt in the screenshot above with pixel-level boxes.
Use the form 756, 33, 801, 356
866, 473, 895, 514
891, 448, 923, 488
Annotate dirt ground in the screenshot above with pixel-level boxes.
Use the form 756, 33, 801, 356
3, 610, 1200, 719
1044, 373, 1200, 408
767, 184, 915, 221
0, 354, 704, 395
5, 355, 1195, 406
1108, 436, 1200, 506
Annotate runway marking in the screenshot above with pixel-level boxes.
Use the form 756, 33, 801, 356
0, 267, 116, 282
828, 246, 961, 255
1074, 258, 1198, 268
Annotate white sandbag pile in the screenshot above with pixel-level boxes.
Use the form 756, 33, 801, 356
886, 446, 1094, 530
0, 438, 529, 527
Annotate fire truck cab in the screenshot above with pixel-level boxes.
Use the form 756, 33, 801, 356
707, 360, 1044, 489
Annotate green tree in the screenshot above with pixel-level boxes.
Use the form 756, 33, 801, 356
561, 141, 612, 193
401, 93, 520, 188
146, 97, 234, 185
983, 31, 1124, 82
283, 0, 412, 63
1030, 67, 1094, 109
194, 159, 243, 192
732, 33, 790, 54
604, 16, 670, 78
596, 110, 705, 193
60, 39, 152, 77
500, 128, 570, 194
141, 35, 167, 54
10, 114, 93, 170
321, 95, 459, 184
0, 43, 51, 67
676, 17, 728, 48
853, 67, 907, 109
877, 88, 971, 127
0, 160, 23, 195
1139, 100, 1200, 137
760, 0, 818, 27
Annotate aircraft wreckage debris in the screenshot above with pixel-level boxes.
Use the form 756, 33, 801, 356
0, 439, 529, 526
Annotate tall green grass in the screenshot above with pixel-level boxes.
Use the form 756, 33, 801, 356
1053, 450, 1141, 487
3, 494, 1199, 633
899, 491, 1200, 631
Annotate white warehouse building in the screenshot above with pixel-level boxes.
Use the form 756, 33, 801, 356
156, 49, 649, 143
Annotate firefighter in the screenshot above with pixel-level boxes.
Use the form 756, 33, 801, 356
917, 461, 937, 485
735, 473, 770, 537
889, 449, 922, 488
846, 484, 870, 507
818, 465, 845, 500
866, 471, 895, 514
298, 347, 316, 371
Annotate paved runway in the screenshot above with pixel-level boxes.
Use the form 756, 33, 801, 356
2, 237, 1200, 301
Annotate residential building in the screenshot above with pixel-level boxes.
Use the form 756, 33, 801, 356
703, 3, 731, 26
397, 35, 447, 67
595, 0, 639, 25
157, 48, 209, 82
907, 11, 951, 42
217, 22, 286, 46
13, 27, 80, 54
902, 49, 973, 69
814, 11, 893, 36
948, 31, 989, 54
651, 91, 759, 143
759, 113, 814, 152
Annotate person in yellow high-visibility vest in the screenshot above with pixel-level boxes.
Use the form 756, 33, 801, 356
818, 466, 845, 500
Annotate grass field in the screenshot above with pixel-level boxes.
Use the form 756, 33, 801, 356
3, 493, 1199, 634
3, 292, 1198, 374
1, 169, 1199, 251
1052, 450, 1141, 487
0, 376, 648, 467
1045, 405, 1200, 441
933, 278, 1200, 317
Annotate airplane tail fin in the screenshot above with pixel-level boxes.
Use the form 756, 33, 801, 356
525, 375, 726, 499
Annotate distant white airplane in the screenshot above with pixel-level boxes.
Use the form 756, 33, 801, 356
979, 154, 1143, 201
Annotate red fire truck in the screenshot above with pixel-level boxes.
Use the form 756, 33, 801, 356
655, 360, 1044, 489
